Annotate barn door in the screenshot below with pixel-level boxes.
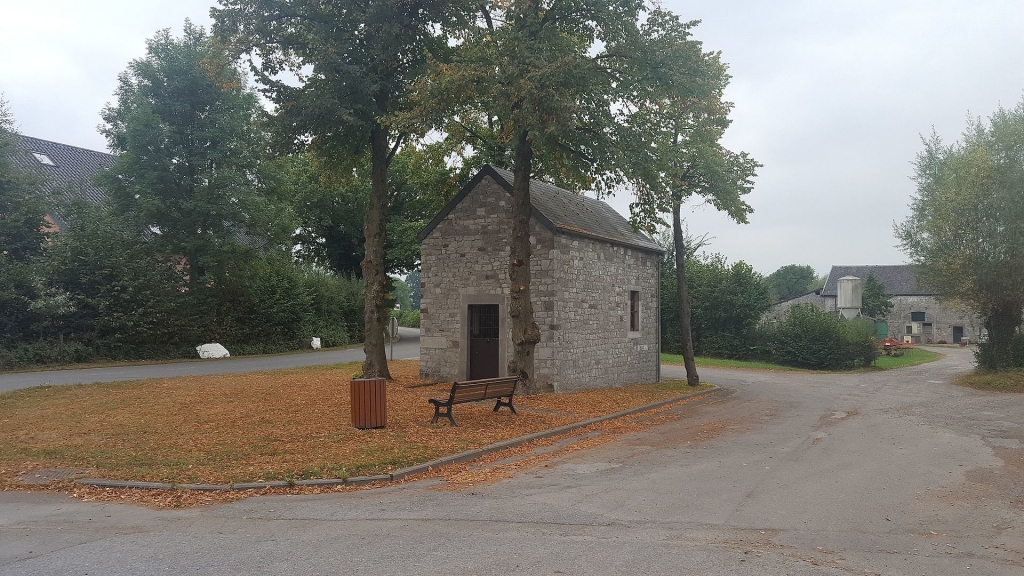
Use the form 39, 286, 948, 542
468, 304, 500, 380
953, 326, 964, 344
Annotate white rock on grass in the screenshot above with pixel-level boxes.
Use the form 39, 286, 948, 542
196, 343, 230, 359
310, 337, 322, 350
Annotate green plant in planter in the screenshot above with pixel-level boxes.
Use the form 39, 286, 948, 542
351, 371, 364, 379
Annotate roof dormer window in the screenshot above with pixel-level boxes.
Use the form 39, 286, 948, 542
31, 152, 55, 166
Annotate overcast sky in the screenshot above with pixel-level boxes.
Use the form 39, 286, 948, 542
2, 0, 1023, 276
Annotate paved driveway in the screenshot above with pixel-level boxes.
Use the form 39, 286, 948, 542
2, 347, 1022, 575
0, 327, 421, 392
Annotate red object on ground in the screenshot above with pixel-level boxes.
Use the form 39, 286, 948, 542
878, 337, 913, 356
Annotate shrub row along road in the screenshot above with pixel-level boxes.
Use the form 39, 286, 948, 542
2, 347, 1022, 575
0, 327, 421, 392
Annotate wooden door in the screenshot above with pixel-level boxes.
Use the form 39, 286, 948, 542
468, 304, 500, 380
953, 326, 964, 343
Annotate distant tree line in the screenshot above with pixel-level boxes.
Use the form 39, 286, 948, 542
765, 264, 826, 302
0, 24, 451, 368
660, 250, 878, 370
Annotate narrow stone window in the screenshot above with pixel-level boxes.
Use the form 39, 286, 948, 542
629, 290, 640, 332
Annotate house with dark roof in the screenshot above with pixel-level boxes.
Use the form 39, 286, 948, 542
7, 134, 266, 249
767, 264, 984, 343
8, 134, 116, 230
417, 166, 662, 392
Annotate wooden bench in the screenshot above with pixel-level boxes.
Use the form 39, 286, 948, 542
428, 376, 519, 426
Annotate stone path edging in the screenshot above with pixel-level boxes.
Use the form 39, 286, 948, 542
74, 386, 720, 492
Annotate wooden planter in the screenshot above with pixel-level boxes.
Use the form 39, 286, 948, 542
350, 377, 387, 429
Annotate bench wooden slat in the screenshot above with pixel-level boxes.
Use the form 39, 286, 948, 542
452, 388, 487, 402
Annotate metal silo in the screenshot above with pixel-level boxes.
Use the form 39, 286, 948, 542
837, 276, 863, 320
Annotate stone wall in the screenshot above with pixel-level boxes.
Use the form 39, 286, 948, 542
883, 296, 984, 343
547, 232, 660, 392
420, 174, 660, 392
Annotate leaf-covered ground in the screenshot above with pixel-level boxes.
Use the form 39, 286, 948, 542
955, 370, 1024, 393
0, 360, 712, 505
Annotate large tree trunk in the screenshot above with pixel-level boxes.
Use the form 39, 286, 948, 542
361, 125, 392, 379
508, 130, 541, 393
672, 201, 700, 387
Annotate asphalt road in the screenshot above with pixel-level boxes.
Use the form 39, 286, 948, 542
2, 346, 1022, 575
0, 327, 421, 392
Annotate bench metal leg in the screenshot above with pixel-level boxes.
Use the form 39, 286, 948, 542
493, 397, 517, 415
432, 404, 457, 426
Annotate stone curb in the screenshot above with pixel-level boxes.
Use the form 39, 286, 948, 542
74, 386, 719, 492
391, 385, 721, 480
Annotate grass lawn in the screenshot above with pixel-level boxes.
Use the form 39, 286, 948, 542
867, 347, 943, 371
955, 370, 1024, 393
0, 360, 713, 489
661, 347, 943, 373
661, 354, 810, 372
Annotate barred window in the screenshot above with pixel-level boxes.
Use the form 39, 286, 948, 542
629, 291, 640, 332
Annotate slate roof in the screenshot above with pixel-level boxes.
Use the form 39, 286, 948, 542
6, 134, 267, 249
8, 135, 115, 228
820, 265, 932, 296
418, 165, 663, 253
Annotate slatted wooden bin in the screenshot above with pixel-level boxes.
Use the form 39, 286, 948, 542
350, 377, 387, 429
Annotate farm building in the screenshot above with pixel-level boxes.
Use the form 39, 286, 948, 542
417, 166, 662, 393
767, 265, 985, 343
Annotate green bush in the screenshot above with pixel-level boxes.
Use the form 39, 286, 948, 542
43, 202, 192, 358
0, 260, 44, 346
661, 253, 772, 360
2, 196, 368, 368
761, 305, 879, 370
0, 340, 95, 369
206, 257, 362, 351
208, 254, 312, 347
391, 309, 420, 328
975, 334, 1024, 371
846, 318, 881, 367
301, 267, 362, 347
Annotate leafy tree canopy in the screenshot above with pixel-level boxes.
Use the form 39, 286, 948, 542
0, 97, 49, 345
409, 1, 751, 389
406, 269, 421, 311
0, 97, 46, 263
390, 276, 413, 312
99, 21, 291, 281
214, 0, 476, 379
897, 97, 1024, 347
661, 251, 772, 358
288, 145, 461, 277
766, 264, 819, 302
861, 272, 893, 319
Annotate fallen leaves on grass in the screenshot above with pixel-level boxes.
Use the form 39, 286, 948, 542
955, 371, 1024, 393
0, 361, 713, 504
